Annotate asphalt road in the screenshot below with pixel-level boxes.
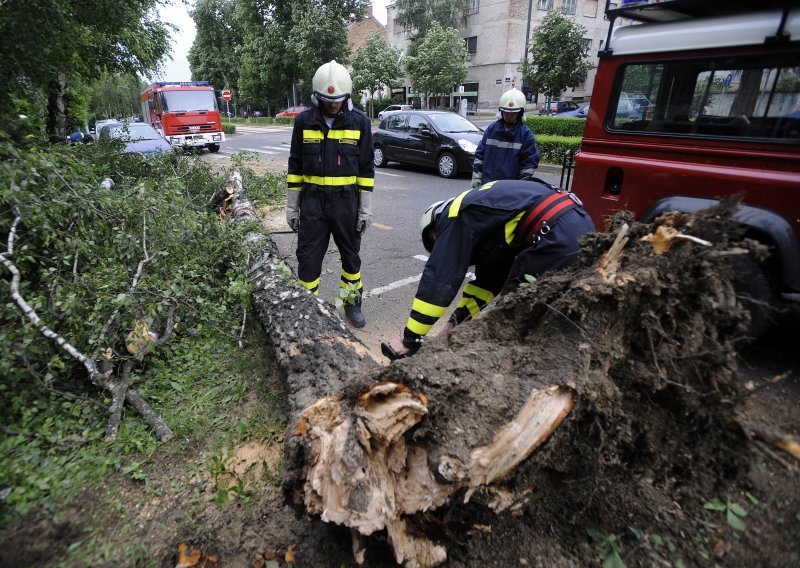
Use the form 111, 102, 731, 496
205, 123, 563, 360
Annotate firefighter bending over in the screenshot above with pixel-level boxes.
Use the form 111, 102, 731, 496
286, 60, 375, 328
381, 179, 595, 360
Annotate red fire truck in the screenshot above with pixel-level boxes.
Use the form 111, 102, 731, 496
140, 81, 225, 153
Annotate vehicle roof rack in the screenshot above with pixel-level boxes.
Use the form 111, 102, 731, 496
600, 0, 795, 56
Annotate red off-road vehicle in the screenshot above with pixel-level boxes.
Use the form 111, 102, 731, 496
570, 0, 800, 335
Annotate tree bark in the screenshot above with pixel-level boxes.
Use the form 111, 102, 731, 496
223, 175, 754, 567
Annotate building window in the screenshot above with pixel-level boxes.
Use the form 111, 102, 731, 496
470, 0, 480, 14
465, 36, 478, 54
563, 0, 576, 15
537, 0, 553, 11
583, 0, 598, 17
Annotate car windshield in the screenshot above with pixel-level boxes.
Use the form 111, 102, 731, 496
161, 90, 218, 112
110, 123, 162, 141
428, 113, 480, 133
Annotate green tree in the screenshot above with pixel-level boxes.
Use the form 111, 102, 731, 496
90, 73, 146, 123
394, 0, 470, 41
0, 0, 170, 141
521, 10, 592, 104
235, 0, 368, 114
188, 0, 243, 103
351, 32, 403, 119
403, 23, 468, 108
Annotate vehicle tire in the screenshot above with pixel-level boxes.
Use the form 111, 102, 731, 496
207, 144, 220, 153
715, 256, 776, 341
374, 146, 387, 167
437, 152, 457, 178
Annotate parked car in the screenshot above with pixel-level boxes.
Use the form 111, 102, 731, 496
615, 93, 653, 119
555, 104, 590, 119
98, 122, 173, 157
373, 110, 483, 178
92, 119, 119, 137
538, 101, 580, 116
276, 106, 308, 118
377, 104, 414, 121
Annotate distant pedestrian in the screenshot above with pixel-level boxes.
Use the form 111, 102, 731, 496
472, 88, 539, 188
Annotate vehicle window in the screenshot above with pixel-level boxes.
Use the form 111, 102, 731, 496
386, 113, 407, 131
110, 124, 161, 141
610, 55, 800, 140
408, 114, 428, 133
161, 90, 218, 112
428, 113, 481, 133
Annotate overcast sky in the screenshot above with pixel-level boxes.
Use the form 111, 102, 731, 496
155, 0, 388, 83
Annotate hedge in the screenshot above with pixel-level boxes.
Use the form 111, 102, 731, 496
222, 122, 236, 135
526, 116, 586, 137
535, 134, 581, 165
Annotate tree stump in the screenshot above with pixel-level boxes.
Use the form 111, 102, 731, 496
218, 176, 755, 567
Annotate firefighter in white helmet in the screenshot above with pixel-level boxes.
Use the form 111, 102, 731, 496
471, 87, 539, 188
286, 60, 375, 328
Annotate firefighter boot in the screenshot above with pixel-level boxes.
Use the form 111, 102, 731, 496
344, 295, 365, 328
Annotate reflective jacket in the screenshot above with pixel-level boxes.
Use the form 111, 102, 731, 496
472, 119, 539, 183
404, 179, 586, 340
287, 105, 374, 195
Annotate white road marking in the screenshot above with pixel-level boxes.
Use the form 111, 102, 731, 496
240, 147, 278, 154
371, 222, 393, 230
261, 146, 289, 152
365, 274, 422, 298
376, 171, 402, 177
414, 255, 429, 262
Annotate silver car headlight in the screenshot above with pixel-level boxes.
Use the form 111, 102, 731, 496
458, 139, 477, 154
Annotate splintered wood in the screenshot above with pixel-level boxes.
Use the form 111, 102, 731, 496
297, 381, 574, 567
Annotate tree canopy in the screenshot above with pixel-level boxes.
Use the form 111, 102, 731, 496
350, 32, 403, 118
231, 0, 369, 113
188, 0, 243, 97
0, 0, 171, 139
521, 10, 592, 102
394, 0, 470, 41
403, 22, 468, 108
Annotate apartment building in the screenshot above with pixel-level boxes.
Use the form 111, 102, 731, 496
385, 0, 613, 111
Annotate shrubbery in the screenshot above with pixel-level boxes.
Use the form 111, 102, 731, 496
526, 115, 586, 137
0, 138, 283, 525
535, 134, 582, 164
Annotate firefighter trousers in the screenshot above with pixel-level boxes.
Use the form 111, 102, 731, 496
296, 186, 362, 295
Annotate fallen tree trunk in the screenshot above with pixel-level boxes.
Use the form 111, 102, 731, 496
220, 176, 755, 567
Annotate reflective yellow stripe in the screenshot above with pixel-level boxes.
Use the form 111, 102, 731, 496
299, 277, 320, 292
341, 269, 361, 281
411, 298, 447, 318
463, 283, 495, 303
356, 177, 375, 188
302, 130, 324, 140
288, 187, 303, 193
340, 280, 363, 289
480, 181, 497, 191
502, 211, 523, 244
448, 189, 472, 218
457, 297, 481, 318
303, 175, 357, 186
406, 317, 433, 336
287, 174, 304, 183
328, 130, 361, 140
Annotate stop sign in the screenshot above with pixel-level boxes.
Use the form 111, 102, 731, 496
222, 90, 231, 101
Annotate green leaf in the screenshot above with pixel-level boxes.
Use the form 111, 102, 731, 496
215, 488, 230, 508
728, 501, 747, 517
704, 498, 727, 511
726, 509, 747, 531
745, 492, 760, 505
603, 549, 627, 568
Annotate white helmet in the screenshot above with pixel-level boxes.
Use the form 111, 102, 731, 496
311, 60, 352, 106
419, 199, 453, 252
499, 88, 526, 114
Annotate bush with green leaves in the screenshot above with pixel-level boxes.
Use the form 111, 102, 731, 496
0, 136, 275, 525
526, 115, 586, 137
535, 134, 581, 165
